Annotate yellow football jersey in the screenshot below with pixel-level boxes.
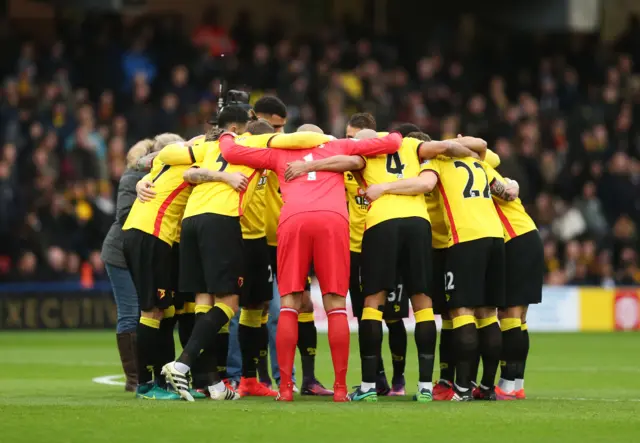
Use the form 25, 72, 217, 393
420, 156, 503, 245
182, 134, 275, 220
241, 169, 269, 239
344, 171, 368, 253
361, 137, 429, 230
424, 187, 448, 249
123, 159, 192, 246
264, 170, 283, 246
486, 165, 537, 241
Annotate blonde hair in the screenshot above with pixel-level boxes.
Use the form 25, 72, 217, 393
126, 139, 153, 168
153, 133, 184, 152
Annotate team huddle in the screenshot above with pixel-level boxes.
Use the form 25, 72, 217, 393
119, 95, 543, 403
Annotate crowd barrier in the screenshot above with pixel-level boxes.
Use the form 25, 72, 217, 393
0, 281, 638, 331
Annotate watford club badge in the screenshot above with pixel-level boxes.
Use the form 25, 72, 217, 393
157, 289, 166, 299
238, 277, 244, 288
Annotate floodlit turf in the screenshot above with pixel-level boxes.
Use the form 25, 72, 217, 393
1, 332, 639, 443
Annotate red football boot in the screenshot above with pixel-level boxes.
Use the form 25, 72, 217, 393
333, 384, 350, 402
275, 382, 294, 402
433, 380, 455, 401
237, 377, 278, 397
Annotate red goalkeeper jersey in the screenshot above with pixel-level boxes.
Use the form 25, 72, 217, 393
218, 132, 402, 227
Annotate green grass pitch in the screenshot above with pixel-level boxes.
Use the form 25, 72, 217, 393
2, 331, 639, 443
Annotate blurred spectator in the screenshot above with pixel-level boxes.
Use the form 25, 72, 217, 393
0, 12, 638, 287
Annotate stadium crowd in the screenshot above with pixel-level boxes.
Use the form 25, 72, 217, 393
0, 11, 639, 286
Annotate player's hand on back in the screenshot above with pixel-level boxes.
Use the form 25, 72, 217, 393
226, 172, 249, 191
505, 178, 520, 201
136, 179, 156, 202
364, 183, 388, 202
284, 161, 310, 182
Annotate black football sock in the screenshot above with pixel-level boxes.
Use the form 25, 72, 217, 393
189, 311, 207, 389
414, 309, 437, 385
217, 323, 230, 380
154, 310, 177, 388
386, 320, 407, 383
477, 317, 502, 389
137, 317, 161, 385
452, 315, 478, 390
516, 323, 530, 385
178, 304, 234, 368
297, 313, 317, 382
239, 309, 262, 378
499, 318, 522, 384
359, 308, 383, 385
257, 322, 271, 383
178, 312, 195, 349
439, 320, 455, 383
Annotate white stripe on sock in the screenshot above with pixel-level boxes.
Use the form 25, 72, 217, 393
328, 309, 347, 316
280, 308, 298, 315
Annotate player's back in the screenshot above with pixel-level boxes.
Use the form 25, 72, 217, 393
184, 136, 270, 220
274, 144, 350, 226
361, 137, 428, 229
422, 156, 502, 245
123, 158, 192, 245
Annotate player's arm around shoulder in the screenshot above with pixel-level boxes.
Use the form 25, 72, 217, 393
218, 133, 275, 170
417, 139, 478, 161
284, 155, 365, 182
485, 164, 517, 201
269, 132, 333, 149
183, 165, 249, 192
158, 137, 207, 165
343, 131, 402, 156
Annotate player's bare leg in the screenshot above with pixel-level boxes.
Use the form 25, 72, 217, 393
410, 294, 437, 402
275, 292, 303, 401
350, 291, 386, 402
323, 293, 350, 402
299, 290, 333, 396
433, 311, 455, 400
496, 306, 524, 400
449, 307, 477, 401
162, 293, 240, 401
238, 301, 277, 397
473, 306, 501, 401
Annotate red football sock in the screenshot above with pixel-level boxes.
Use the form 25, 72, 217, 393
327, 308, 350, 387
276, 308, 299, 388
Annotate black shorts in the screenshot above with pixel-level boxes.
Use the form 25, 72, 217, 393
242, 237, 273, 307
122, 229, 173, 312
349, 251, 408, 319
445, 237, 505, 309
171, 243, 195, 311
504, 230, 543, 307
361, 217, 432, 298
268, 245, 311, 292
431, 248, 448, 315
179, 213, 244, 295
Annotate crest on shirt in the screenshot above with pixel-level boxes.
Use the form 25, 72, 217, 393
157, 289, 166, 299
238, 277, 244, 288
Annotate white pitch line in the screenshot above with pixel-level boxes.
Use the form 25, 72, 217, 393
92, 374, 126, 386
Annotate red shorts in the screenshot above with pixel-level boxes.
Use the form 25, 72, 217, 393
276, 211, 349, 297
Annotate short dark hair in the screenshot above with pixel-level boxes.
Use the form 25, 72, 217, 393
348, 113, 376, 130
247, 119, 275, 135
254, 96, 287, 118
217, 105, 251, 129
406, 131, 432, 142
393, 123, 421, 137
